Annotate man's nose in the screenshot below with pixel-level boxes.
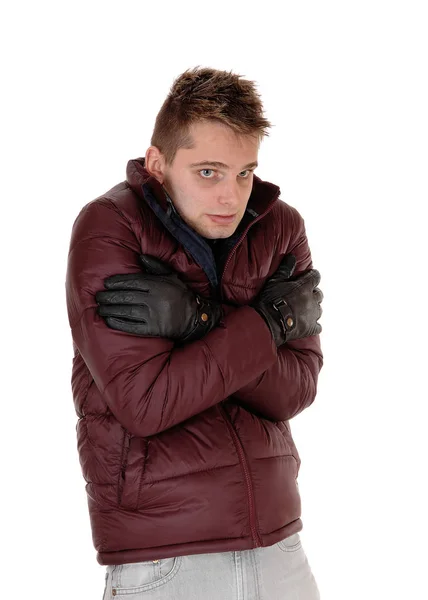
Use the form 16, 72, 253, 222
217, 182, 240, 206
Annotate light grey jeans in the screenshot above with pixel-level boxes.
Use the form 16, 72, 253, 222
102, 533, 321, 599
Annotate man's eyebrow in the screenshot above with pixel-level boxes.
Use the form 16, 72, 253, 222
189, 160, 258, 170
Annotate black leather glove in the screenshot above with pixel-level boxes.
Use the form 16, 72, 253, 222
95, 255, 223, 343
251, 253, 323, 347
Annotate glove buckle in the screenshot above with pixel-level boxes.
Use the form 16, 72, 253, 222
273, 299, 295, 334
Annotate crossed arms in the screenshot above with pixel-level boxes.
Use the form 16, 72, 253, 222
66, 200, 322, 437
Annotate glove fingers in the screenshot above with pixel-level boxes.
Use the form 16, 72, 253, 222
105, 317, 149, 336
310, 269, 321, 288
294, 268, 321, 289
139, 254, 173, 275
314, 286, 324, 303
96, 290, 149, 304
271, 253, 297, 281
103, 273, 149, 290
305, 322, 323, 338
97, 303, 148, 321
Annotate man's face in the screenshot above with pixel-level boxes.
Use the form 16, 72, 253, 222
147, 120, 259, 239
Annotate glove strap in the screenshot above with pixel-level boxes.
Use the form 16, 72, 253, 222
180, 295, 223, 344
272, 299, 296, 336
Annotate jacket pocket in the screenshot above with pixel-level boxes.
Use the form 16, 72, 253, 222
118, 433, 149, 511
275, 420, 301, 474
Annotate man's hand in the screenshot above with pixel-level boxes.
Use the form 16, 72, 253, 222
95, 255, 223, 343
251, 253, 323, 347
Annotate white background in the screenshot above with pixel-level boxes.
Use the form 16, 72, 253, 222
1, 1, 427, 598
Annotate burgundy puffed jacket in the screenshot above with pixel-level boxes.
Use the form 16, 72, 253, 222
65, 157, 323, 566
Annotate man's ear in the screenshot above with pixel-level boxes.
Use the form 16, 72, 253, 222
145, 146, 166, 184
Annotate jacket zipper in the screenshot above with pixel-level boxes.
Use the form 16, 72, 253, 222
219, 404, 263, 547
219, 192, 280, 302
214, 192, 280, 543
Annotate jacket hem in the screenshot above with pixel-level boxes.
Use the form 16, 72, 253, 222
96, 518, 302, 566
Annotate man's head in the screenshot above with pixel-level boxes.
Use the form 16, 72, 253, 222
144, 67, 272, 239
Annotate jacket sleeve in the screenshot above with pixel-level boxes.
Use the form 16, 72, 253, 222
66, 199, 279, 437
227, 207, 323, 422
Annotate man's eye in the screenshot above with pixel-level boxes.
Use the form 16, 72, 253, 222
199, 168, 253, 179
200, 169, 215, 178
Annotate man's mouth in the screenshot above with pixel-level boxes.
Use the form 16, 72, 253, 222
207, 214, 236, 224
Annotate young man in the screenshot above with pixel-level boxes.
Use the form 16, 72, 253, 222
66, 66, 323, 599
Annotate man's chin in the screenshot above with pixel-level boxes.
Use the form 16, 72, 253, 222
202, 226, 237, 239
199, 216, 240, 238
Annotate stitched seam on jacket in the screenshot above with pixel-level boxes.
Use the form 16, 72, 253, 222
81, 373, 93, 415
67, 198, 142, 329
68, 198, 136, 254
222, 281, 260, 290
70, 304, 97, 337
103, 196, 137, 224
99, 347, 171, 402
139, 462, 240, 485
160, 356, 171, 431
69, 233, 134, 255
103, 196, 147, 245
254, 454, 297, 462
200, 340, 226, 397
